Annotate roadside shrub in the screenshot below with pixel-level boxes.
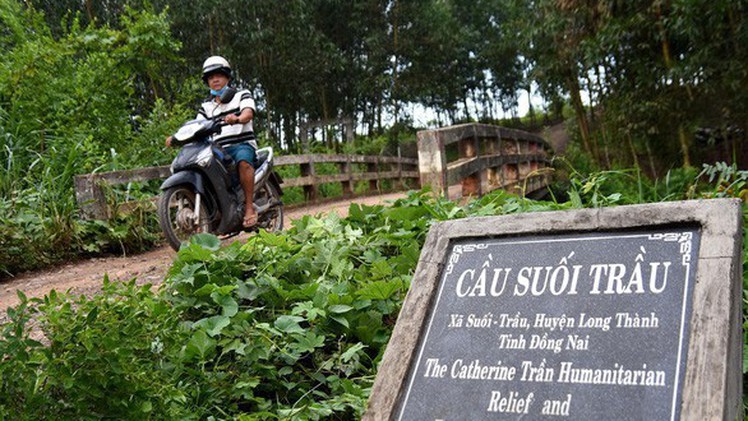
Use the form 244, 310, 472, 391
0, 281, 191, 420
0, 5, 189, 277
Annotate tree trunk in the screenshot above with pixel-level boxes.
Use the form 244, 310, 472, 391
583, 70, 602, 162
657, 1, 692, 168
377, 96, 383, 133
391, 0, 400, 127
626, 133, 640, 170
265, 90, 273, 145
208, 14, 215, 53
644, 138, 658, 178
85, 0, 95, 22
526, 86, 536, 127
585, 73, 596, 126
149, 76, 160, 100
566, 73, 593, 159
678, 126, 691, 168
283, 114, 296, 153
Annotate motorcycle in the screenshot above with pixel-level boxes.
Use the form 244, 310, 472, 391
158, 106, 284, 251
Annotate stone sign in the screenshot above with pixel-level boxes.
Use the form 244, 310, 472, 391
400, 229, 698, 420
364, 199, 742, 421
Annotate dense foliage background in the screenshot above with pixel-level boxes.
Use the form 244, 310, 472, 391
18, 0, 748, 164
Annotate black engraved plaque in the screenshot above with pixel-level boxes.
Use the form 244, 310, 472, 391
397, 228, 700, 420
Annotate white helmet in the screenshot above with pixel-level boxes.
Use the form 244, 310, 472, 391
202, 55, 232, 83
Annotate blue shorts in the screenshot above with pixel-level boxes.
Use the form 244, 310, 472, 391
224, 143, 256, 167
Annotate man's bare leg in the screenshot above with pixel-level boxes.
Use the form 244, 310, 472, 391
238, 161, 257, 227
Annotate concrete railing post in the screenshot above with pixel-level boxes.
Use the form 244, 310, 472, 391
397, 146, 405, 190
300, 158, 318, 202
338, 158, 353, 197
417, 129, 448, 198
74, 175, 107, 220
367, 159, 379, 193
458, 132, 481, 197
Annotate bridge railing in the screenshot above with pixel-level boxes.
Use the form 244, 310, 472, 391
74, 123, 551, 220
416, 123, 553, 199
74, 154, 419, 220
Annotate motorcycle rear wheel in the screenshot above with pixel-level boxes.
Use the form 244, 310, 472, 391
158, 185, 211, 251
256, 182, 284, 233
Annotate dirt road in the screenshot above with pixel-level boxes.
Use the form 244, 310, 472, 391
0, 192, 407, 313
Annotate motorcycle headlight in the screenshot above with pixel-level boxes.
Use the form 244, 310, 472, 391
195, 146, 213, 167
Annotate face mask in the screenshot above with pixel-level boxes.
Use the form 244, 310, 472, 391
210, 85, 228, 97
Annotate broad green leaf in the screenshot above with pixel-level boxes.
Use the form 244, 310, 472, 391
569, 189, 583, 208
193, 283, 217, 296
361, 249, 382, 263
171, 263, 203, 286
179, 234, 221, 260
384, 205, 428, 223
185, 330, 216, 360
274, 315, 305, 334
370, 259, 393, 279
328, 304, 353, 314
233, 378, 261, 399
194, 315, 231, 337
343, 224, 363, 242
356, 280, 401, 301
211, 291, 238, 317
330, 315, 349, 328
257, 229, 293, 249
292, 332, 325, 354
292, 301, 326, 320
330, 257, 354, 278
353, 311, 386, 344
236, 281, 264, 300
224, 339, 248, 356
341, 342, 366, 362
85, 306, 99, 324
16, 290, 27, 303
280, 282, 319, 301
178, 243, 215, 261
214, 285, 237, 295
347, 203, 366, 221
140, 401, 152, 413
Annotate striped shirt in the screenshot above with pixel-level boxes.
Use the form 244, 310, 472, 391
197, 89, 257, 148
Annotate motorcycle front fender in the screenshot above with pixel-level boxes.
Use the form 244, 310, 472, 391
160, 171, 207, 196
269, 171, 284, 196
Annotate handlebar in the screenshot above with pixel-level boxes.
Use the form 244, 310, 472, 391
169, 112, 243, 147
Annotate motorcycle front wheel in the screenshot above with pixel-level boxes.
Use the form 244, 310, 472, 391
158, 185, 211, 251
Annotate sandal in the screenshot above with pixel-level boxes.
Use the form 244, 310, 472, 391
243, 212, 258, 228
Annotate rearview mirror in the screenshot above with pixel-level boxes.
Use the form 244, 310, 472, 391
219, 87, 237, 103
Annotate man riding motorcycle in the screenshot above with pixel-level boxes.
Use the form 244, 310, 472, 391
167, 56, 258, 228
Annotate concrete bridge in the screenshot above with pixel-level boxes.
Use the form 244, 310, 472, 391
417, 123, 552, 200
74, 123, 553, 219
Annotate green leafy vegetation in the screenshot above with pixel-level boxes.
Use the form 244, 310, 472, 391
0, 4, 193, 276
1, 165, 745, 419
0, 186, 565, 419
